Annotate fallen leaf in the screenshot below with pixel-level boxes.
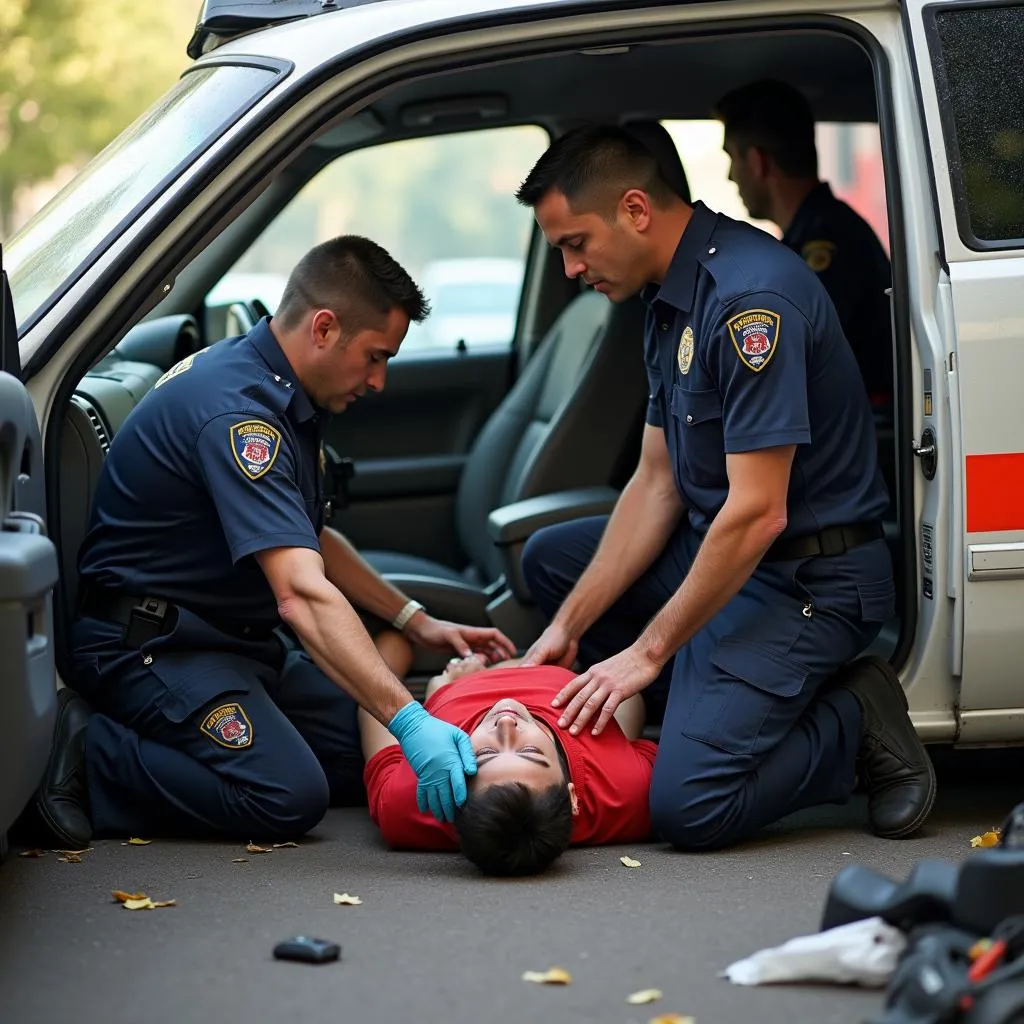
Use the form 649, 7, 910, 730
123, 838, 152, 846
620, 856, 642, 868
272, 842, 299, 849
18, 849, 46, 858
122, 896, 176, 911
971, 830, 1001, 848
57, 854, 82, 863
149, 900, 176, 908
333, 893, 362, 905
55, 848, 93, 856
627, 989, 663, 1005
648, 1016, 694, 1024
521, 967, 572, 985
232, 858, 249, 864
112, 890, 146, 903
246, 842, 272, 854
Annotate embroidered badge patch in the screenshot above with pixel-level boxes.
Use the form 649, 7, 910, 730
801, 239, 836, 273
726, 309, 781, 373
230, 420, 282, 480
677, 325, 695, 375
200, 703, 253, 749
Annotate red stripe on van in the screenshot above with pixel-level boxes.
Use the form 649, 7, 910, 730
966, 453, 1024, 532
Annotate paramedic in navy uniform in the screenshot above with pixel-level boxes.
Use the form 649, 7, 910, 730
34, 236, 516, 848
514, 126, 935, 850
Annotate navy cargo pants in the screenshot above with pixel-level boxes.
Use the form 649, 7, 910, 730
522, 517, 896, 850
69, 606, 364, 840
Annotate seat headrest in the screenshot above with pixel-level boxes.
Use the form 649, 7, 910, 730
622, 120, 692, 204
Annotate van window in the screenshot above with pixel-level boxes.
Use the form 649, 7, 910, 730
928, 3, 1024, 246
209, 125, 548, 356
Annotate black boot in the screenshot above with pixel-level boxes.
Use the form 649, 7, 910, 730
833, 656, 936, 839
35, 688, 93, 849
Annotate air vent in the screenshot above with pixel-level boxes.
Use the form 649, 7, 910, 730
83, 403, 110, 455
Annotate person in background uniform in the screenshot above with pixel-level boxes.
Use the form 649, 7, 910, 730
713, 79, 894, 411
513, 125, 935, 851
35, 235, 515, 850
359, 639, 656, 876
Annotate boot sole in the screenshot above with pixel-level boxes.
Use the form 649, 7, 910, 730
861, 657, 937, 839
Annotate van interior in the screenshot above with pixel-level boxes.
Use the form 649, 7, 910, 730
52, 19, 910, 711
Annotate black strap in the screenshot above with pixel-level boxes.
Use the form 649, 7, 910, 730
762, 522, 885, 563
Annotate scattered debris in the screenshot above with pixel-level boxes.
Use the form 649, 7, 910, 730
246, 842, 273, 854
272, 842, 300, 849
111, 890, 175, 909
56, 848, 93, 863
333, 893, 362, 905
620, 856, 642, 868
232, 858, 249, 864
971, 830, 1001, 849
648, 1016, 694, 1024
18, 849, 46, 858
123, 838, 153, 846
112, 890, 146, 903
521, 967, 572, 985
627, 989, 663, 1005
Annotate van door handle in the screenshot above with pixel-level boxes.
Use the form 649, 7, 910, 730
912, 428, 937, 480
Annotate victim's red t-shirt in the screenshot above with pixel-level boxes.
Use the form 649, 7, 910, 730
363, 665, 658, 850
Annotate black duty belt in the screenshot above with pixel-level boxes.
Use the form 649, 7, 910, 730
78, 585, 275, 646
762, 521, 885, 563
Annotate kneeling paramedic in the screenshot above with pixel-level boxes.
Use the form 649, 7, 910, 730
35, 235, 515, 848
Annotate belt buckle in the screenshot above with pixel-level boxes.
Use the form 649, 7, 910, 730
133, 597, 167, 623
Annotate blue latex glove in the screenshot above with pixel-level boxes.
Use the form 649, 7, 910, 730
388, 701, 477, 823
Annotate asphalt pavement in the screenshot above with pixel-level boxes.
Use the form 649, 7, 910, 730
0, 746, 1019, 1024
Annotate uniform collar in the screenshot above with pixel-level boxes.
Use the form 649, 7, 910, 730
247, 317, 319, 424
641, 201, 718, 314
782, 181, 833, 246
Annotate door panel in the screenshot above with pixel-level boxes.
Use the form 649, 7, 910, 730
328, 347, 511, 568
0, 370, 58, 839
905, 0, 1024, 734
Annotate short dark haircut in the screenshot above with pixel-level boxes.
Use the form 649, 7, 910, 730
455, 781, 574, 877
275, 235, 429, 334
714, 79, 819, 179
515, 124, 676, 214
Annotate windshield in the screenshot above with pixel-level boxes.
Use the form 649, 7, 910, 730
5, 62, 279, 332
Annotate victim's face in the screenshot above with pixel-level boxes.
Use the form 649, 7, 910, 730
468, 699, 567, 793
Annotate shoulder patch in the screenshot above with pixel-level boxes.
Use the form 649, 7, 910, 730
726, 309, 780, 373
154, 349, 205, 389
200, 703, 253, 749
801, 239, 836, 273
230, 419, 282, 480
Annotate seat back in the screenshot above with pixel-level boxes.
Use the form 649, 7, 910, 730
454, 291, 648, 581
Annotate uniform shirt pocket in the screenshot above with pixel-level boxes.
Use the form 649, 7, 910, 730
670, 385, 726, 486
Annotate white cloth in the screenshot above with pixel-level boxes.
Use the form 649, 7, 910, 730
723, 917, 906, 988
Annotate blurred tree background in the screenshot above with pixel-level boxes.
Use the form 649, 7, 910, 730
0, 0, 197, 236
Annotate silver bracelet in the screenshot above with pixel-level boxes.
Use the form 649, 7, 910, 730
392, 599, 425, 631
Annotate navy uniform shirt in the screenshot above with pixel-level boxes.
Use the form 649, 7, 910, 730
643, 201, 890, 540
782, 182, 893, 406
77, 318, 328, 628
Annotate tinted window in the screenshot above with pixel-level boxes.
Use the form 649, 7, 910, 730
930, 3, 1024, 245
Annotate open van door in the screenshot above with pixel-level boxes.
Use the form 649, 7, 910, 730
903, 1, 1024, 741
0, 246, 58, 855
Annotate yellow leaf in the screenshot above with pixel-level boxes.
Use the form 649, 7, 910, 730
272, 842, 299, 848
18, 849, 46, 858
333, 893, 362, 905
123, 838, 152, 846
55, 848, 93, 856
246, 842, 272, 854
970, 830, 1001, 848
627, 989, 663, 1005
57, 854, 82, 863
648, 1016, 694, 1024
521, 967, 572, 985
123, 898, 154, 910
620, 856, 642, 868
149, 900, 176, 908
112, 890, 146, 903
232, 858, 249, 864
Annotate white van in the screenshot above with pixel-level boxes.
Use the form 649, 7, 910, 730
1, 0, 1022, 847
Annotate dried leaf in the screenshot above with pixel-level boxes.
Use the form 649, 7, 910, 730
333, 893, 362, 905
627, 989, 663, 1005
971, 830, 1001, 848
620, 856, 642, 868
112, 890, 146, 903
57, 854, 82, 863
272, 842, 299, 849
18, 849, 46, 858
55, 848, 93, 856
521, 967, 572, 985
246, 842, 272, 854
232, 858, 249, 864
121, 896, 175, 911
149, 900, 176, 909
648, 1016, 694, 1024
123, 838, 153, 846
